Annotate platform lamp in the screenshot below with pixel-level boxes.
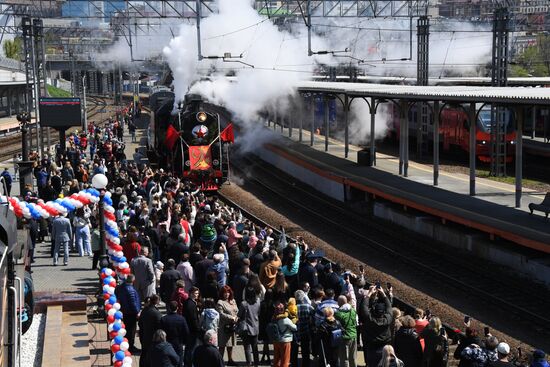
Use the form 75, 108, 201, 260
92, 173, 109, 316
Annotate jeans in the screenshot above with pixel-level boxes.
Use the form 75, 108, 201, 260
54, 240, 69, 265
242, 334, 259, 366
124, 313, 138, 348
75, 226, 91, 256
338, 339, 357, 367
273, 342, 291, 367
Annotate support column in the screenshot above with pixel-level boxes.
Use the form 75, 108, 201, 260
273, 108, 277, 131
515, 106, 523, 208
324, 96, 329, 152
310, 95, 315, 146
399, 101, 405, 175
59, 129, 66, 153
288, 113, 292, 138
469, 102, 476, 196
299, 95, 303, 142
370, 97, 376, 166
7, 89, 12, 117
531, 106, 536, 139
344, 95, 349, 158
433, 101, 440, 186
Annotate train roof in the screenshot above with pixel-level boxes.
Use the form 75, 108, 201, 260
298, 81, 550, 106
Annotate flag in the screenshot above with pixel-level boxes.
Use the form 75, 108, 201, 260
278, 227, 288, 250
165, 125, 180, 150
220, 122, 234, 143
189, 146, 212, 170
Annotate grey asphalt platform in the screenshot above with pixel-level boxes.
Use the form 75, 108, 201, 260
264, 123, 550, 252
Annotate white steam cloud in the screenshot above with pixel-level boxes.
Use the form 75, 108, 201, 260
159, 1, 492, 146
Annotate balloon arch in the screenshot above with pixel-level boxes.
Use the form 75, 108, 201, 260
1, 189, 134, 367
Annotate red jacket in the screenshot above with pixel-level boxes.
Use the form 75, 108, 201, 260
171, 288, 189, 315
123, 241, 141, 262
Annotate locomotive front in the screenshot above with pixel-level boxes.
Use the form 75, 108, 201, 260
178, 94, 226, 190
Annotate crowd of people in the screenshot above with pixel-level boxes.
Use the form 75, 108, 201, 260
12, 103, 548, 367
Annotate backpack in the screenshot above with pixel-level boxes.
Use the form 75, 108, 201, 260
330, 327, 343, 347
266, 321, 282, 342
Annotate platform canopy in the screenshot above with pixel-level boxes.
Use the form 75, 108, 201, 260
297, 81, 550, 105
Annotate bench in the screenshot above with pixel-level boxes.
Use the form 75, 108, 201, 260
528, 192, 550, 218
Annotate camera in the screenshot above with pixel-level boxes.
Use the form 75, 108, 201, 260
375, 281, 381, 289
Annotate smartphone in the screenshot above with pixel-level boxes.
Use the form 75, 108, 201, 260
375, 281, 381, 289
464, 315, 471, 325
484, 327, 490, 336
386, 282, 392, 289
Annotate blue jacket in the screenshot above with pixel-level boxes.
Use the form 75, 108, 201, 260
115, 283, 141, 315
1, 170, 12, 185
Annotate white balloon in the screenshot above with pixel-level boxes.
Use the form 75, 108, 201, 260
117, 328, 127, 337
105, 268, 113, 276
107, 308, 117, 316
114, 251, 124, 258
108, 286, 115, 295
113, 303, 121, 310
123, 363, 132, 367
120, 262, 129, 269
107, 324, 114, 332
103, 285, 110, 292
120, 341, 129, 351
123, 356, 132, 364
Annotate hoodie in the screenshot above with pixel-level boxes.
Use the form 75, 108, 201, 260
201, 308, 220, 332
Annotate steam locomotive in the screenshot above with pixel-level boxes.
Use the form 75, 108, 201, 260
147, 89, 233, 190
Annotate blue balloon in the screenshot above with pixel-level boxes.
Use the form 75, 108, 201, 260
103, 196, 113, 206
119, 256, 126, 263
113, 322, 121, 331
115, 311, 123, 319
88, 188, 100, 197
115, 351, 125, 361
109, 295, 117, 305
103, 278, 112, 285
114, 335, 123, 344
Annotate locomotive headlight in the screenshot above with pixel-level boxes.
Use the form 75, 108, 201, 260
510, 140, 515, 144
197, 112, 207, 122
213, 159, 219, 166
185, 160, 191, 166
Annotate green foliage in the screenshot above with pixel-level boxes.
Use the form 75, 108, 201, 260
46, 84, 72, 98
3, 38, 22, 60
512, 34, 550, 77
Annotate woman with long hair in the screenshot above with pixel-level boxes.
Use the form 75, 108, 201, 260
246, 273, 266, 301
272, 271, 291, 304
216, 285, 239, 365
238, 287, 261, 367
378, 345, 404, 367
422, 317, 449, 367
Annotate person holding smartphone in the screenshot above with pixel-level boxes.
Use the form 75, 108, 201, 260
421, 317, 449, 367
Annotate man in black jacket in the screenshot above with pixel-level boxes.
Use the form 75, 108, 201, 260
138, 295, 162, 367
193, 330, 224, 367
160, 301, 190, 364
183, 287, 201, 367
359, 286, 393, 367
160, 259, 182, 304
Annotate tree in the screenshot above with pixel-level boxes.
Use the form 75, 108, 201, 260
3, 38, 22, 60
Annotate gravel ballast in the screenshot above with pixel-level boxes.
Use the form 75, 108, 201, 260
21, 313, 45, 367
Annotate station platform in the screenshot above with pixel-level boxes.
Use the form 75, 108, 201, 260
523, 136, 550, 157
0, 116, 23, 135
261, 123, 550, 254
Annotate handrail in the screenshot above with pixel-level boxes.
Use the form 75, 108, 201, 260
9, 286, 18, 367
15, 277, 23, 367
0, 176, 8, 198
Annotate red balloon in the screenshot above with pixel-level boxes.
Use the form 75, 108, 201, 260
123, 338, 128, 343
120, 323, 125, 329
105, 304, 113, 311
103, 294, 110, 300
122, 268, 131, 275
109, 280, 116, 287
114, 361, 123, 367
109, 330, 118, 339
111, 344, 121, 353
107, 315, 115, 324
125, 351, 131, 357
100, 273, 107, 279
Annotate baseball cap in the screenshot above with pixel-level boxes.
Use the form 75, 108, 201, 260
497, 342, 510, 355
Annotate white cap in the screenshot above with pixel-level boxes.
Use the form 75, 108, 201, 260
497, 342, 510, 355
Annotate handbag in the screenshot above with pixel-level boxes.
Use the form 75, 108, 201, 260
236, 306, 248, 336
224, 322, 237, 334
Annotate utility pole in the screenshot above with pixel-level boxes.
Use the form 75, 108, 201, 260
82, 74, 87, 132
417, 16, 430, 159
490, 7, 510, 177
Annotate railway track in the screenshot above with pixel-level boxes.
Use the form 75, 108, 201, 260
0, 96, 113, 162
231, 153, 550, 347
